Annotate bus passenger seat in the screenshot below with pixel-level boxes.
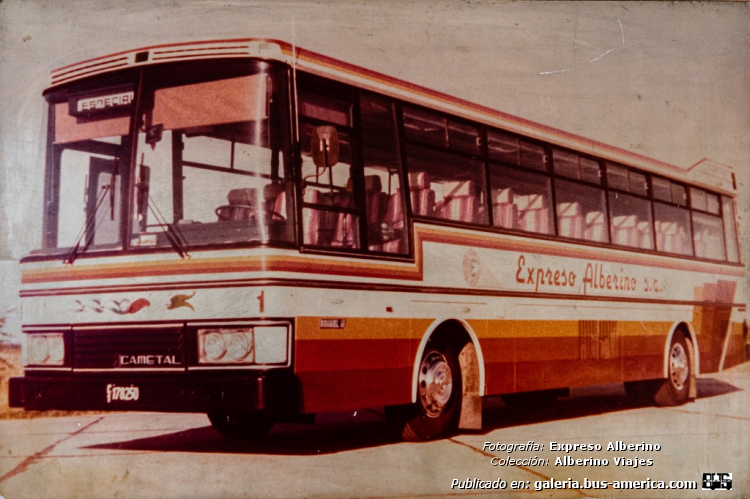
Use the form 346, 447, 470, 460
493, 189, 518, 229
694, 229, 722, 260
694, 229, 707, 258
365, 175, 388, 250
331, 192, 357, 248
216, 188, 258, 222
364, 175, 385, 250
438, 181, 476, 223
637, 221, 653, 249
263, 183, 286, 221
303, 189, 323, 245
409, 172, 435, 217
516, 194, 550, 234
584, 211, 607, 242
700, 230, 722, 260
612, 215, 638, 247
382, 192, 405, 253
557, 202, 584, 238
657, 221, 690, 255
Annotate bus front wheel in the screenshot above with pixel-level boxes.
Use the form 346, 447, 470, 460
207, 412, 275, 439
389, 342, 463, 442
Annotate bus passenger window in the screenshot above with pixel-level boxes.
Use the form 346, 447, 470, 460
300, 123, 359, 249
403, 107, 447, 147
653, 177, 687, 206
690, 187, 725, 260
298, 90, 360, 250
555, 180, 609, 243
609, 193, 654, 250
553, 150, 607, 243
488, 164, 552, 234
692, 212, 725, 260
654, 203, 693, 256
405, 145, 488, 225
360, 93, 408, 253
553, 148, 602, 184
487, 130, 546, 172
607, 164, 653, 250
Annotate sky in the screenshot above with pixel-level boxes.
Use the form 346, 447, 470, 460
0, 0, 748, 335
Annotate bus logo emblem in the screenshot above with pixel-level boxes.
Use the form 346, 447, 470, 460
118, 354, 180, 366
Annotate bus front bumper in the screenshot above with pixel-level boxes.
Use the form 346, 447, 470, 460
8, 371, 301, 414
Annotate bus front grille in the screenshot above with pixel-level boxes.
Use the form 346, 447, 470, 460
73, 326, 185, 370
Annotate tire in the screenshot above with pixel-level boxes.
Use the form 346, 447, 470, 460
653, 333, 691, 407
390, 343, 463, 442
207, 412, 275, 440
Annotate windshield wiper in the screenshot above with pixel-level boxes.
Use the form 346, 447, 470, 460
65, 157, 121, 264
64, 183, 112, 265
146, 195, 190, 259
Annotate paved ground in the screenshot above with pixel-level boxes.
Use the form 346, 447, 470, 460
1, 365, 748, 499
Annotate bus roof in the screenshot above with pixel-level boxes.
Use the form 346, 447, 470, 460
48, 37, 737, 196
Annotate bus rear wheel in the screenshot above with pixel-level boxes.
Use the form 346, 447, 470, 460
389, 343, 463, 442
207, 412, 275, 439
625, 332, 691, 407
653, 333, 691, 406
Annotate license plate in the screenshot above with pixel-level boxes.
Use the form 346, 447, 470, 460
106, 383, 140, 403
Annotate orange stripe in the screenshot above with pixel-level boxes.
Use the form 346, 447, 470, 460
21, 225, 744, 284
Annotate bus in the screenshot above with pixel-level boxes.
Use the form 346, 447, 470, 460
9, 38, 747, 441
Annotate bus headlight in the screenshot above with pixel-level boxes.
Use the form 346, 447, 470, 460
197, 325, 288, 365
202, 332, 228, 362
27, 333, 65, 366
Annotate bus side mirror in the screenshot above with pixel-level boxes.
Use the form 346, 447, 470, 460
311, 126, 339, 169
145, 124, 164, 146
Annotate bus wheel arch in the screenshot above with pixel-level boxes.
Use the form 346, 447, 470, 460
405, 319, 484, 437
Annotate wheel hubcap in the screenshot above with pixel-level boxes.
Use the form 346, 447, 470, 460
418, 351, 453, 418
669, 343, 689, 391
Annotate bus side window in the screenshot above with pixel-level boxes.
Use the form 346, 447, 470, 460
360, 93, 408, 254
652, 176, 693, 256
654, 203, 693, 256
488, 162, 553, 235
402, 106, 488, 226
553, 149, 609, 243
607, 163, 654, 250
690, 187, 725, 260
298, 91, 360, 249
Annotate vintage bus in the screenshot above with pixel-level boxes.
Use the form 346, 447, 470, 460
9, 38, 747, 441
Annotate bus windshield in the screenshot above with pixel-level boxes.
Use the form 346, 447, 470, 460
44, 60, 294, 255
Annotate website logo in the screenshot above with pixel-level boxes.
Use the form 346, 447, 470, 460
702, 473, 732, 491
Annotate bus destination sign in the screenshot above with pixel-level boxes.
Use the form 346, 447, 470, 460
70, 89, 134, 117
